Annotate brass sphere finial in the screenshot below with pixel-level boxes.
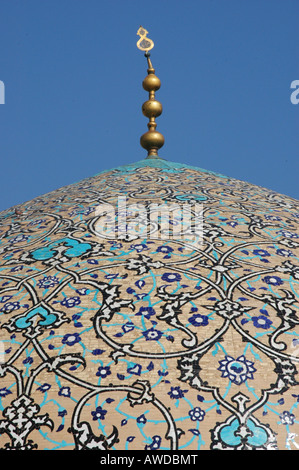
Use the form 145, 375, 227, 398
137, 27, 165, 159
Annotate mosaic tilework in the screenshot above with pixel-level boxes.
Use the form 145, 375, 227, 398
0, 157, 298, 450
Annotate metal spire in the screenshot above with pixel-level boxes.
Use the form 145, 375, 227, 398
137, 27, 165, 159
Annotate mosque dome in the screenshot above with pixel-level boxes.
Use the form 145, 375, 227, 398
0, 31, 298, 452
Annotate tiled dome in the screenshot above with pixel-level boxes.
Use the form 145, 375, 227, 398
0, 157, 298, 450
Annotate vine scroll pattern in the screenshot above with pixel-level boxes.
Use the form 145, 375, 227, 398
0, 158, 298, 450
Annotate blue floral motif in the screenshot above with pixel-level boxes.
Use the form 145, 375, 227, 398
58, 387, 71, 398
277, 230, 299, 239
136, 306, 156, 319
252, 315, 273, 330
137, 414, 147, 425
61, 296, 81, 308
252, 249, 270, 257
96, 366, 111, 379
161, 273, 182, 283
142, 327, 163, 341
91, 406, 107, 421
0, 302, 20, 314
218, 355, 256, 385
262, 275, 284, 286
130, 243, 148, 253
75, 288, 89, 295
276, 249, 294, 257
37, 276, 59, 289
188, 314, 209, 327
122, 322, 135, 333
280, 411, 295, 425
168, 386, 188, 400
61, 333, 81, 346
157, 246, 173, 254
189, 407, 205, 421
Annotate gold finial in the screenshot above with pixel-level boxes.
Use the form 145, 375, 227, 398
137, 27, 164, 159
137, 26, 154, 52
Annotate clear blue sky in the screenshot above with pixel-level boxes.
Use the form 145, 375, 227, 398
0, 0, 298, 212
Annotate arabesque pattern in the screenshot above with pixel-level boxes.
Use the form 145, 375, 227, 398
0, 158, 298, 450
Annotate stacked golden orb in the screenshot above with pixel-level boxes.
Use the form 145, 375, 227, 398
140, 53, 165, 158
